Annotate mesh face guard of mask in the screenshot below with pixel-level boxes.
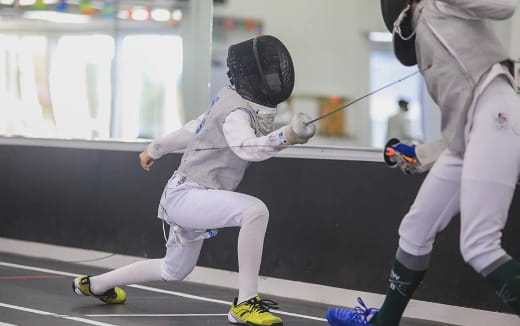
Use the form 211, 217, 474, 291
227, 35, 295, 107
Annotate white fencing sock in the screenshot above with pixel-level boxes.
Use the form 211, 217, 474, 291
90, 258, 164, 294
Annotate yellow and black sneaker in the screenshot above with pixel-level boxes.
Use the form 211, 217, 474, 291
228, 296, 283, 326
72, 275, 126, 304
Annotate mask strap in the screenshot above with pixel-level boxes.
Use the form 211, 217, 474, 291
393, 4, 421, 41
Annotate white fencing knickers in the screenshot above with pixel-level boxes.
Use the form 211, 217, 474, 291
158, 172, 270, 302
398, 76, 520, 274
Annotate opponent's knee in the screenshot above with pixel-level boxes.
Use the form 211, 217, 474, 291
460, 237, 505, 273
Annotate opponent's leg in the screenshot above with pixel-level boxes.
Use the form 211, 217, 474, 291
327, 151, 462, 326
370, 151, 462, 326
460, 76, 520, 315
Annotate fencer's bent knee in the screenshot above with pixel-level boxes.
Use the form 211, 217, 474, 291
241, 201, 269, 226
161, 260, 196, 281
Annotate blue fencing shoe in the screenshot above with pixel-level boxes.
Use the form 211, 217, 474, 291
326, 297, 378, 326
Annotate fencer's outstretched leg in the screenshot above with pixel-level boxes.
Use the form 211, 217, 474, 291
72, 259, 164, 304
89, 258, 164, 293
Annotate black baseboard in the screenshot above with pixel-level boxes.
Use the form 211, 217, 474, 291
2, 144, 518, 313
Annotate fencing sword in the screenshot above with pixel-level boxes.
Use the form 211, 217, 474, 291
194, 65, 432, 152
304, 64, 432, 126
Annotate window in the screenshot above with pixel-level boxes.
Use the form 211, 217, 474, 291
0, 1, 212, 142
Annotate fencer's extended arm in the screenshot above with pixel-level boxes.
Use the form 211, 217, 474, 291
436, 0, 517, 19
415, 138, 448, 171
222, 109, 284, 162
223, 110, 316, 162
146, 113, 205, 160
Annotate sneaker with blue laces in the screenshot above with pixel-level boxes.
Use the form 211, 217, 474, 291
326, 297, 378, 326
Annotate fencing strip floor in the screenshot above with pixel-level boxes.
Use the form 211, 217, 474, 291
0, 252, 460, 326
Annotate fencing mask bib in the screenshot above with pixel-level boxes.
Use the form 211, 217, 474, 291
227, 35, 295, 107
381, 0, 418, 66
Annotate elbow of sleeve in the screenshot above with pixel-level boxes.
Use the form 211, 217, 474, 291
234, 151, 265, 162
490, 2, 517, 19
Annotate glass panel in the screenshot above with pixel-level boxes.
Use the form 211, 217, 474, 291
211, 0, 519, 149
50, 34, 113, 139
0, 0, 212, 142
119, 35, 183, 140
369, 46, 423, 148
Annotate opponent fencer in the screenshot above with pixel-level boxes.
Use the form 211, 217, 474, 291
72, 35, 315, 326
327, 0, 520, 325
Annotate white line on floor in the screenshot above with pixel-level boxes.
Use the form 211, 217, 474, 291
0, 303, 117, 326
1, 237, 518, 326
87, 314, 228, 317
0, 261, 327, 322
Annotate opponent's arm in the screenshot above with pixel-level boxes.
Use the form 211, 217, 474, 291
436, 0, 517, 19
223, 110, 316, 162
384, 138, 447, 174
415, 138, 447, 170
139, 113, 205, 171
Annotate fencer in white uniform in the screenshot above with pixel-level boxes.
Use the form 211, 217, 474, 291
386, 99, 415, 142
327, 1, 520, 326
72, 35, 315, 326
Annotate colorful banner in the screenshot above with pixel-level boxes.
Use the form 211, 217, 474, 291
101, 0, 115, 18
80, 0, 95, 15
33, 0, 46, 10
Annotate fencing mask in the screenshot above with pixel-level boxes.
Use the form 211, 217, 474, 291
381, 0, 418, 66
227, 35, 295, 107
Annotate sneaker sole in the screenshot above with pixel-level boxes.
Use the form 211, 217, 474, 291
227, 312, 283, 326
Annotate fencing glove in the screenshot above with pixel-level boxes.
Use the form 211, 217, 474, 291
384, 138, 424, 175
277, 112, 316, 145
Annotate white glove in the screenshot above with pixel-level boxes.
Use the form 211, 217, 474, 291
282, 113, 316, 145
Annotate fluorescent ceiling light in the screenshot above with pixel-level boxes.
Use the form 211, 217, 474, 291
23, 11, 91, 24
171, 9, 182, 21
117, 10, 129, 20
0, 0, 15, 5
369, 32, 392, 43
151, 8, 169, 22
131, 7, 149, 21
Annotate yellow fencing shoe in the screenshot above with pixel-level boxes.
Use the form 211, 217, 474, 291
72, 275, 126, 304
228, 296, 283, 326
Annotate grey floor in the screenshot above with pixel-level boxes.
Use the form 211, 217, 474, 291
0, 252, 457, 326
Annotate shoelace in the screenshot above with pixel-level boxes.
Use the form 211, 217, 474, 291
350, 297, 378, 324
249, 298, 280, 314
